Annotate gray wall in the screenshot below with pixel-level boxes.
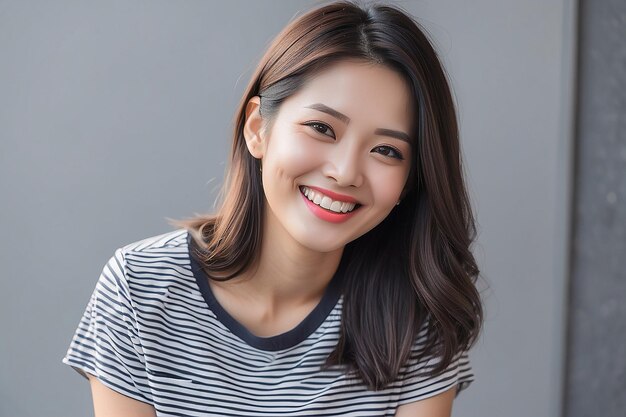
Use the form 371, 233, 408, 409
564, 0, 626, 416
0, 1, 576, 416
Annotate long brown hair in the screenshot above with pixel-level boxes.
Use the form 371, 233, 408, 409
169, 0, 483, 391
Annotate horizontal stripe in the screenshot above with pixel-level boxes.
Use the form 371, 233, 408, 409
62, 229, 474, 416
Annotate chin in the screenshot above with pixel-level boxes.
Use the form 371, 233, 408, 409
292, 232, 349, 254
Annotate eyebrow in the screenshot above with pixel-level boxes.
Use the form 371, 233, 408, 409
304, 103, 412, 145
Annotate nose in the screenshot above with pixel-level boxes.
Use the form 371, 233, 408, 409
322, 137, 364, 188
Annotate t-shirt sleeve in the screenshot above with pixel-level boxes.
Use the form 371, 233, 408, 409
61, 248, 153, 404
397, 335, 475, 406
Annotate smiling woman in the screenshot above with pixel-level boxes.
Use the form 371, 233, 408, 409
62, 1, 483, 416
245, 60, 414, 250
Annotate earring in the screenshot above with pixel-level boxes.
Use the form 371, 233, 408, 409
396, 201, 400, 205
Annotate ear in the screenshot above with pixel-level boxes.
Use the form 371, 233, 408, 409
243, 96, 266, 159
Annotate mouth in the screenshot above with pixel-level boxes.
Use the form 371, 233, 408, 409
299, 185, 363, 214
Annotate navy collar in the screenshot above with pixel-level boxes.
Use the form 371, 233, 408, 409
187, 231, 345, 351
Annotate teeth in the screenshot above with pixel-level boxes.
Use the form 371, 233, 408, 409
300, 186, 358, 213
330, 201, 342, 212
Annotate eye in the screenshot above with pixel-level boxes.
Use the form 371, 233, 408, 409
372, 145, 404, 160
304, 121, 335, 138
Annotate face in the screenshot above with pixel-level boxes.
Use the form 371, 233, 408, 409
244, 60, 414, 254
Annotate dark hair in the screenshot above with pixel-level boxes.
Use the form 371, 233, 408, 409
169, 0, 483, 391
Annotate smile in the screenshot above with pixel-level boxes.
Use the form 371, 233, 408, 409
298, 186, 363, 224
299, 186, 361, 213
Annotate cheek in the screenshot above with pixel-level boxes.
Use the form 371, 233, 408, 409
266, 132, 322, 175
370, 169, 407, 205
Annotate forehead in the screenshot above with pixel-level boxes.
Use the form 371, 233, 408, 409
283, 60, 414, 130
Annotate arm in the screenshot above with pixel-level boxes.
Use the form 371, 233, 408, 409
394, 385, 456, 417
87, 373, 157, 417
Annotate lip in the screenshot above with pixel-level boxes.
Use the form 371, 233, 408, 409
299, 188, 360, 223
302, 185, 360, 204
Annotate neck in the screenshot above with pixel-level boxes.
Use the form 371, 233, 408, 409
221, 206, 344, 316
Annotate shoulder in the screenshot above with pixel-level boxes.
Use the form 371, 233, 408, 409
395, 315, 475, 405
113, 228, 190, 271
120, 228, 189, 255
102, 228, 192, 296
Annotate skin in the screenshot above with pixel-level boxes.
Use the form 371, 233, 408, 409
214, 60, 414, 328
88, 59, 457, 416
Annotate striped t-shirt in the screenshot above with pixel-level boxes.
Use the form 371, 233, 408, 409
62, 228, 474, 416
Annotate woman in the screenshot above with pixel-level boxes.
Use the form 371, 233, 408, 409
62, 1, 483, 416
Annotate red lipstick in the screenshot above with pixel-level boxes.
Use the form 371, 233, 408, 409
304, 186, 360, 204
299, 186, 362, 224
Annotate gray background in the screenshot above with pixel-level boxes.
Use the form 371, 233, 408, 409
564, 0, 626, 416
0, 0, 578, 416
